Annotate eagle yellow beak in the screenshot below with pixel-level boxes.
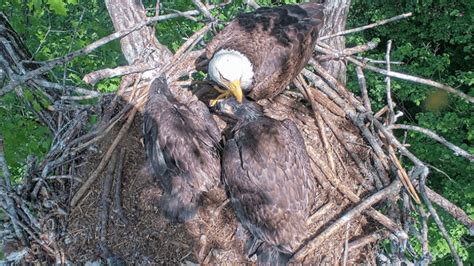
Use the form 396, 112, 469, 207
228, 80, 243, 103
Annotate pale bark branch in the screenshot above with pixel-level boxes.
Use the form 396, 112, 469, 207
389, 124, 474, 162
319, 12, 413, 41
347, 57, 474, 103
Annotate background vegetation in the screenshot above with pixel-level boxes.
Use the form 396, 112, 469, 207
0, 0, 472, 263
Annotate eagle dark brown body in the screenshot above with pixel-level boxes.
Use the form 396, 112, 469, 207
143, 77, 221, 222
206, 3, 324, 100
214, 99, 317, 264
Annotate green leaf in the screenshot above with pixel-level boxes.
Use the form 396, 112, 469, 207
47, 0, 68, 16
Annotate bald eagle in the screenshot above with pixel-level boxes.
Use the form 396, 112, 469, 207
213, 98, 317, 264
143, 76, 221, 222
207, 3, 324, 104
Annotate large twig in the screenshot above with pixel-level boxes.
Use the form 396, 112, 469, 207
191, 0, 214, 21
0, 7, 223, 96
316, 41, 379, 61
417, 168, 463, 266
319, 13, 412, 41
355, 66, 372, 112
347, 57, 474, 103
293, 180, 402, 261
98, 149, 118, 258
389, 124, 474, 163
422, 186, 474, 234
83, 22, 213, 86
70, 108, 137, 207
385, 40, 395, 124
0, 136, 26, 244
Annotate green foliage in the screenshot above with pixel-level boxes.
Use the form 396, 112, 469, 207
349, 0, 474, 263
0, 92, 52, 182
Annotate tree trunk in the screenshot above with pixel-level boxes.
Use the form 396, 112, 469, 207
320, 0, 351, 85
104, 0, 172, 68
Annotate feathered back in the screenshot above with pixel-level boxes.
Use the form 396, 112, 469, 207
143, 76, 221, 222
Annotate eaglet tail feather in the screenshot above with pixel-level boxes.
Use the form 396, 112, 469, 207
159, 172, 200, 223
255, 243, 292, 266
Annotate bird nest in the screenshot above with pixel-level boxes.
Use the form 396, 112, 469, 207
1, 3, 472, 265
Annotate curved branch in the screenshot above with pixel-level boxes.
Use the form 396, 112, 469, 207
390, 124, 474, 163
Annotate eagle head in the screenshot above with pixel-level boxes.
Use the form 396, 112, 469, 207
213, 98, 262, 122
208, 49, 254, 103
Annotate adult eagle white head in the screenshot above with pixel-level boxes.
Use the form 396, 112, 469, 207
207, 2, 324, 104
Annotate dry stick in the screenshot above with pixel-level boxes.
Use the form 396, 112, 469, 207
317, 41, 473, 104
191, 0, 214, 21
347, 57, 474, 103
296, 76, 336, 173
389, 124, 474, 163
355, 56, 404, 65
294, 87, 406, 238
342, 222, 350, 266
319, 13, 413, 41
295, 75, 345, 117
302, 70, 380, 190
415, 204, 431, 262
98, 149, 118, 258
418, 169, 463, 266
0, 206, 57, 256
312, 154, 407, 241
371, 118, 465, 263
293, 180, 402, 261
388, 146, 421, 204
0, 136, 26, 244
113, 148, 128, 224
70, 108, 137, 207
423, 186, 474, 233
310, 62, 424, 204
385, 40, 395, 124
84, 21, 213, 86
32, 79, 100, 97
355, 66, 372, 113
0, 4, 227, 96
316, 41, 379, 61
348, 231, 388, 252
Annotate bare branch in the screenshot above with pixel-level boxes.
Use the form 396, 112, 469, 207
347, 57, 474, 103
355, 66, 371, 112
293, 180, 402, 261
244, 0, 260, 9
70, 108, 137, 207
385, 40, 395, 124
423, 185, 474, 233
83, 22, 213, 85
319, 13, 413, 41
417, 168, 463, 266
191, 0, 215, 21
390, 124, 474, 162
316, 41, 379, 61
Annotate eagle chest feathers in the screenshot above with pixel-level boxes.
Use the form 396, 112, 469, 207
216, 99, 318, 262
143, 77, 221, 222
206, 3, 324, 101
